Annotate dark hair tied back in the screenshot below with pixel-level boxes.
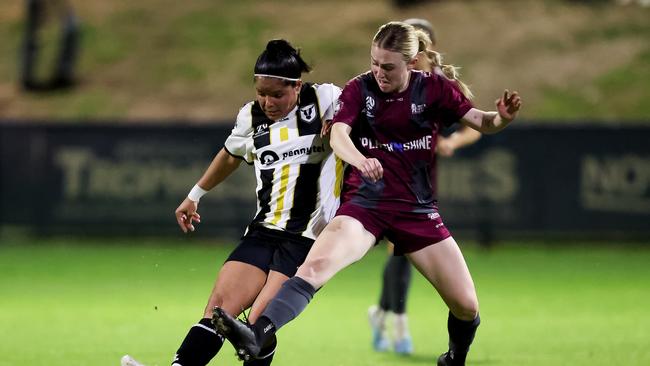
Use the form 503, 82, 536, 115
254, 39, 311, 84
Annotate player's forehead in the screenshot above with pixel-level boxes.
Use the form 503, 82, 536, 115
370, 44, 405, 66
254, 77, 292, 94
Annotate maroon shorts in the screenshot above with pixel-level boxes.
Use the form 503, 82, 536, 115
335, 202, 451, 255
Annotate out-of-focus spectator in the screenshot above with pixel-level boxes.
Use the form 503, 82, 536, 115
20, 0, 80, 92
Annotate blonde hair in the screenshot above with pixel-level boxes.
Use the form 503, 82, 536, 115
425, 49, 474, 100
375, 21, 473, 99
373, 21, 431, 62
415, 34, 473, 100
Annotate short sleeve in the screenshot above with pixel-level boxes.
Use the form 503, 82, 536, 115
429, 74, 473, 127
332, 77, 363, 127
316, 83, 343, 121
224, 102, 255, 164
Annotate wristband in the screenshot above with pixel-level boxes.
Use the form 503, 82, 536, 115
188, 184, 208, 202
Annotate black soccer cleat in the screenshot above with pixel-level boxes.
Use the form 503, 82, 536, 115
211, 306, 261, 362
437, 351, 457, 366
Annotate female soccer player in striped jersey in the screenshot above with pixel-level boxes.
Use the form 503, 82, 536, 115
122, 39, 342, 366
213, 21, 520, 366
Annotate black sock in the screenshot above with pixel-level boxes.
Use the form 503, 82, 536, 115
172, 318, 224, 366
252, 316, 276, 347
384, 255, 411, 313
447, 312, 480, 364
379, 257, 391, 311
243, 335, 277, 366
254, 277, 316, 345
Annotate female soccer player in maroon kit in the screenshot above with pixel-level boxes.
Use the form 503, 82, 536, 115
214, 21, 521, 366
368, 17, 482, 356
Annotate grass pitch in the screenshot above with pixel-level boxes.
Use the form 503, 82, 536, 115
1, 236, 649, 366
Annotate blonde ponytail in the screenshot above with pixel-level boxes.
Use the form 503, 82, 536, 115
425, 49, 474, 100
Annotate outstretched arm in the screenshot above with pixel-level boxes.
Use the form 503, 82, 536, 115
330, 122, 383, 182
175, 148, 242, 233
460, 90, 522, 134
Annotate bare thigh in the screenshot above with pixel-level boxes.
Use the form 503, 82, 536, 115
202, 260, 268, 318
406, 236, 479, 320
296, 215, 376, 288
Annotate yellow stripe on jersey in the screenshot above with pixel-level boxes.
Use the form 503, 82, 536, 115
280, 126, 289, 142
271, 164, 291, 225
334, 156, 344, 198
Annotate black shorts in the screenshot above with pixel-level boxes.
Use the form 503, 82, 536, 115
226, 226, 314, 277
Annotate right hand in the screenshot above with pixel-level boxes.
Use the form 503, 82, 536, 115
356, 157, 383, 182
175, 198, 201, 233
495, 89, 521, 122
436, 138, 456, 157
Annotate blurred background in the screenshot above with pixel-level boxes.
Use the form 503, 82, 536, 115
1, 0, 648, 240
0, 0, 649, 365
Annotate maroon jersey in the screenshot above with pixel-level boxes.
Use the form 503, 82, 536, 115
333, 70, 472, 212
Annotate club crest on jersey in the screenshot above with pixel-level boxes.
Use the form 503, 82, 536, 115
260, 150, 280, 166
299, 104, 317, 123
365, 96, 375, 118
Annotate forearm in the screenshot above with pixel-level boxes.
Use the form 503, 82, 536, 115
481, 111, 512, 134
196, 148, 242, 190
462, 109, 512, 134
445, 126, 481, 149
330, 122, 367, 168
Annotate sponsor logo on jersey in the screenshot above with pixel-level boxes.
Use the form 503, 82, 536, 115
300, 104, 317, 123
259, 144, 326, 166
364, 96, 375, 118
260, 150, 280, 166
254, 123, 269, 138
427, 212, 440, 220
282, 144, 325, 159
334, 99, 343, 115
411, 103, 426, 115
360, 135, 432, 152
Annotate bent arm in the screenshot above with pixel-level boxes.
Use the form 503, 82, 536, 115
330, 122, 366, 167
175, 148, 242, 233
330, 122, 383, 182
460, 108, 509, 134
195, 148, 243, 190
460, 90, 521, 134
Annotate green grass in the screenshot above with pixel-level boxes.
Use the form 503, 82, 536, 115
2, 1, 650, 121
1, 237, 649, 365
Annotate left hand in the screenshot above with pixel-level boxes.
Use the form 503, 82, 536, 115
495, 90, 522, 122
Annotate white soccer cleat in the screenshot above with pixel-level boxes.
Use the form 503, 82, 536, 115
121, 355, 145, 366
368, 305, 390, 352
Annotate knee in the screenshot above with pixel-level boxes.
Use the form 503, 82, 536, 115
449, 294, 479, 321
296, 256, 331, 288
203, 292, 226, 317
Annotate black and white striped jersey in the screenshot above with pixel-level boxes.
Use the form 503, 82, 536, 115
225, 83, 343, 240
